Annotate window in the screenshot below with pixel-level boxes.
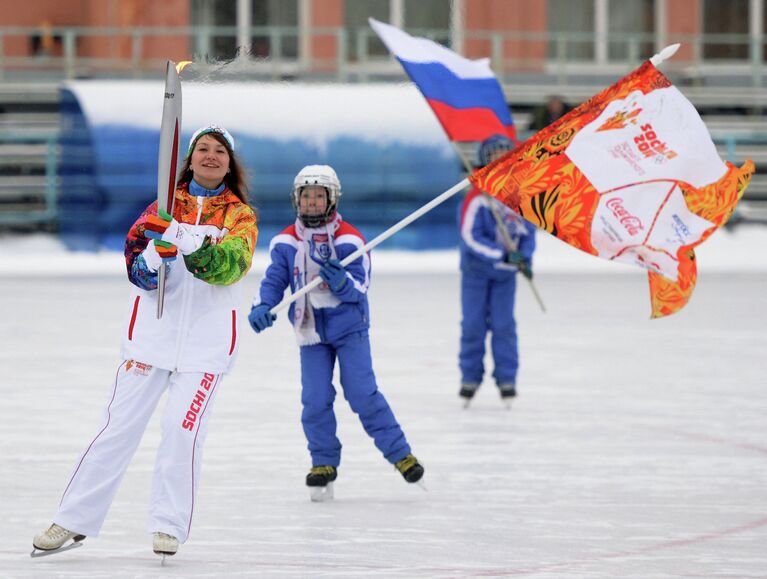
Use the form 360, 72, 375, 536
190, 0, 298, 60
405, 0, 450, 43
607, 0, 654, 61
191, 0, 237, 60
547, 0, 595, 61
345, 0, 390, 60
252, 0, 298, 59
346, 0, 452, 61
763, 0, 767, 61
703, 0, 749, 60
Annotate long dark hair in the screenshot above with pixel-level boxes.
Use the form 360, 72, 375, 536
176, 132, 250, 204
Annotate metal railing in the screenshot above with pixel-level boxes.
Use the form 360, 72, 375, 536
0, 133, 58, 225
0, 25, 765, 84
0, 130, 763, 229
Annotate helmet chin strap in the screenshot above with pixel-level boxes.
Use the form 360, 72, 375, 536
299, 209, 336, 228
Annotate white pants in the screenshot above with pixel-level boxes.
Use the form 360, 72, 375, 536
54, 360, 222, 543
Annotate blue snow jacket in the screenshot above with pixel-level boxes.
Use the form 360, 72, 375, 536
458, 187, 536, 279
258, 216, 370, 344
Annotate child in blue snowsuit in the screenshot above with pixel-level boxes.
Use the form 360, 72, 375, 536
458, 135, 537, 404
248, 165, 424, 499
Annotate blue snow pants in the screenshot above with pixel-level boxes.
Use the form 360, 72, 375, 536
459, 273, 519, 386
299, 330, 411, 468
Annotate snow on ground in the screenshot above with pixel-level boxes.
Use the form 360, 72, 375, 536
1, 223, 766, 276
0, 227, 765, 577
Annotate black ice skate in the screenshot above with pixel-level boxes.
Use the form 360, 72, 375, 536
498, 383, 516, 409
31, 524, 86, 558
459, 382, 479, 408
395, 454, 425, 484
306, 465, 337, 502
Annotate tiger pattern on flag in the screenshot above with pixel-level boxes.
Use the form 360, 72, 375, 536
470, 60, 754, 318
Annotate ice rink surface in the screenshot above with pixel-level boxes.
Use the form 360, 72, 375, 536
1, 230, 766, 578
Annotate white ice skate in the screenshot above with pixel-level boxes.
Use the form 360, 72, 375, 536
31, 524, 85, 558
153, 532, 178, 563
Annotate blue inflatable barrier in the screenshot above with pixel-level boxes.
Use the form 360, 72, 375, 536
58, 81, 465, 251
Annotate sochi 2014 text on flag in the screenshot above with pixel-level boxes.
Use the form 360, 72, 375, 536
370, 18, 516, 143
470, 60, 753, 318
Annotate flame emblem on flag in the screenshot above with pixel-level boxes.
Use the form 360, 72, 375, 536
470, 60, 754, 318
596, 107, 642, 132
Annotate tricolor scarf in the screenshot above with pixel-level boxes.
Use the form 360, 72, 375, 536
292, 214, 342, 345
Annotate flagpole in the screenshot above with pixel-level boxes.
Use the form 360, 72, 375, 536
452, 144, 546, 313
269, 177, 471, 315
370, 17, 545, 312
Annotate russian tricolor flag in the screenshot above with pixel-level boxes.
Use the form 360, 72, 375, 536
370, 18, 516, 144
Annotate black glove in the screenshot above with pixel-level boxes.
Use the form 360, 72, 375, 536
517, 259, 533, 280
505, 251, 533, 280
505, 250, 524, 265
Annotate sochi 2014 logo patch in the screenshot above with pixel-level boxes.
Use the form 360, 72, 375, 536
632, 123, 678, 161
596, 103, 678, 162
125, 360, 153, 376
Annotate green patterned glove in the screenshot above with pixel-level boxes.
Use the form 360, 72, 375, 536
184, 236, 225, 280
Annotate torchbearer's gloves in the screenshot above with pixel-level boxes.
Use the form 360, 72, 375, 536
319, 259, 348, 293
144, 208, 201, 255
248, 303, 276, 333
183, 236, 225, 281
154, 240, 177, 263
140, 239, 177, 273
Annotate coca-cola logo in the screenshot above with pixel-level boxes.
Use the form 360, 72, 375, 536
606, 197, 644, 236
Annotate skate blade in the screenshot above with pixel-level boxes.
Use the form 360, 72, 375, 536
310, 482, 334, 502
158, 552, 173, 565
462, 397, 472, 409
30, 540, 84, 558
415, 480, 428, 492
155, 549, 177, 566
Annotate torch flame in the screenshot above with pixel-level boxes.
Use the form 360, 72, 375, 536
175, 60, 193, 74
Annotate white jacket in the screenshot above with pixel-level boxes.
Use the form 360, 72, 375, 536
120, 186, 257, 373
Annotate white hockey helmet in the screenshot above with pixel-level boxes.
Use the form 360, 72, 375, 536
291, 164, 342, 227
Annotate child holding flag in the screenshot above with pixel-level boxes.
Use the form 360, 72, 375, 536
248, 164, 424, 501
458, 135, 536, 406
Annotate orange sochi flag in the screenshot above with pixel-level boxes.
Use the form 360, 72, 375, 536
470, 60, 753, 318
